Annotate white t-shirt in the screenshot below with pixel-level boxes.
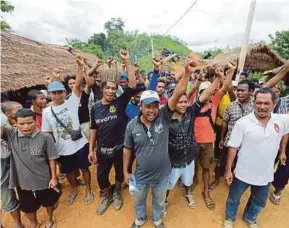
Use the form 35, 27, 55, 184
42, 93, 88, 156
228, 112, 289, 186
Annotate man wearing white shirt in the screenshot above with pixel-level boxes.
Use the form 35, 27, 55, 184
223, 88, 289, 228
42, 60, 93, 206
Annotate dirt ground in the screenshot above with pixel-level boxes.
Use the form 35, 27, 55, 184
2, 165, 289, 228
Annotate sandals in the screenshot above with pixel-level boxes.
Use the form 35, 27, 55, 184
202, 192, 215, 210
185, 194, 197, 209
269, 192, 281, 205
68, 189, 79, 205
85, 191, 94, 205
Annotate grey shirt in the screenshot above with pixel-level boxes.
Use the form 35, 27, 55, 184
124, 104, 173, 184
3, 128, 59, 190
1, 139, 11, 190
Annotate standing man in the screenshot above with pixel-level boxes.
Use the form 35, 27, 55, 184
163, 70, 223, 216
223, 88, 289, 228
210, 79, 255, 190
3, 109, 61, 228
42, 58, 93, 205
89, 50, 143, 215
28, 90, 47, 129
123, 60, 196, 228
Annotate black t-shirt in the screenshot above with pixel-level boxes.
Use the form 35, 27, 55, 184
92, 83, 102, 102
78, 91, 90, 124
90, 87, 143, 148
168, 99, 204, 168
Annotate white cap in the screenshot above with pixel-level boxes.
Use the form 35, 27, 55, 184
140, 90, 160, 104
199, 81, 211, 92
232, 80, 238, 87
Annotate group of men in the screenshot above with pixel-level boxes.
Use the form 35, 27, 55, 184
1, 50, 289, 228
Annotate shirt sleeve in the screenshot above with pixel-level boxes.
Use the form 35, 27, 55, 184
67, 92, 81, 110
41, 109, 52, 132
160, 103, 173, 124
90, 104, 97, 130
118, 86, 143, 110
227, 119, 244, 148
44, 134, 59, 160
282, 115, 289, 134
124, 121, 134, 149
223, 104, 231, 123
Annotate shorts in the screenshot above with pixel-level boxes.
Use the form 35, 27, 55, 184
199, 143, 214, 169
1, 188, 19, 212
57, 143, 90, 174
167, 160, 195, 190
17, 187, 61, 213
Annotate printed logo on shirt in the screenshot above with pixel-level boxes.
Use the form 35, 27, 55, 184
31, 146, 43, 155
95, 115, 118, 124
154, 123, 164, 133
274, 123, 280, 133
109, 105, 116, 113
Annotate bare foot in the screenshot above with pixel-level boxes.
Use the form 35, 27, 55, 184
68, 188, 79, 205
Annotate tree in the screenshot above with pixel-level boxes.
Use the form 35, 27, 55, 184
1, 1, 14, 31
104, 18, 125, 32
269, 30, 289, 59
88, 33, 107, 51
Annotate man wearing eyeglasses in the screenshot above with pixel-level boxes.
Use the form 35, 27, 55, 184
123, 60, 196, 228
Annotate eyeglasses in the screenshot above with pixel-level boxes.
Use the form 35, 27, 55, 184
147, 130, 155, 145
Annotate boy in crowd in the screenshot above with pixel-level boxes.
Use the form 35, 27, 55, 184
2, 109, 61, 228
28, 90, 47, 129
1, 101, 23, 127
1, 122, 24, 228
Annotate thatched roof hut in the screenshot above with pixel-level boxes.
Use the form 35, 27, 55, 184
262, 66, 289, 85
208, 42, 285, 72
1, 32, 121, 93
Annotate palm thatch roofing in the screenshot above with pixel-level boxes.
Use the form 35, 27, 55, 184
1, 32, 120, 92
208, 42, 285, 72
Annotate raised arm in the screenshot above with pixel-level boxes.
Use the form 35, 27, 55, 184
120, 50, 136, 88
168, 59, 195, 111
199, 75, 221, 103
88, 58, 104, 76
218, 61, 237, 95
74, 56, 86, 97
134, 63, 145, 85
265, 61, 289, 88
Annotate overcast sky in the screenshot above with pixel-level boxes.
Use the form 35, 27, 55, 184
3, 0, 289, 52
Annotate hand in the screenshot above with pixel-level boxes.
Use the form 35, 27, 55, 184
215, 66, 225, 79
133, 62, 139, 73
219, 140, 224, 149
279, 153, 287, 166
88, 151, 97, 164
76, 55, 85, 65
120, 50, 130, 61
112, 57, 118, 65
227, 61, 237, 71
52, 68, 62, 80
107, 56, 113, 64
184, 59, 196, 75
283, 60, 289, 70
153, 57, 162, 71
45, 76, 52, 85
224, 169, 233, 185
124, 171, 131, 184
49, 177, 58, 189
96, 58, 104, 67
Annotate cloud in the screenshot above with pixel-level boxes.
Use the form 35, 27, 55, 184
5, 0, 289, 51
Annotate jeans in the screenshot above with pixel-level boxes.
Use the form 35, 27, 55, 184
226, 177, 270, 224
132, 177, 168, 226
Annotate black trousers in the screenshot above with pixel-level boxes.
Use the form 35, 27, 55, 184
214, 146, 228, 178
97, 147, 124, 190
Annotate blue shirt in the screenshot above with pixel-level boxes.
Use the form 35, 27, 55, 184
126, 102, 140, 121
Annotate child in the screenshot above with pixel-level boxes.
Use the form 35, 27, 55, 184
2, 109, 61, 228
1, 122, 24, 228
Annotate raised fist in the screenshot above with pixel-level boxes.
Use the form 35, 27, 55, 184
120, 50, 130, 61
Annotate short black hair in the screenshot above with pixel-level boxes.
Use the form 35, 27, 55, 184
64, 74, 76, 85
101, 81, 118, 90
28, 90, 44, 101
14, 108, 36, 121
254, 87, 276, 103
240, 71, 249, 78
238, 79, 255, 92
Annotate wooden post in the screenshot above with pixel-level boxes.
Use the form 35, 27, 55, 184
236, 0, 256, 82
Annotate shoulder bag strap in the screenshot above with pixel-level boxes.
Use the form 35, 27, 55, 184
50, 107, 71, 134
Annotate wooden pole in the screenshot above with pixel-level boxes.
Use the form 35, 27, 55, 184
236, 0, 256, 82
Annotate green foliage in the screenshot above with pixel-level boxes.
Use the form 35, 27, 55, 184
1, 1, 14, 31
269, 30, 289, 59
67, 18, 191, 72
250, 71, 262, 80
201, 48, 223, 59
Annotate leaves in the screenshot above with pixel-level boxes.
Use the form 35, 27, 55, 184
269, 30, 289, 59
